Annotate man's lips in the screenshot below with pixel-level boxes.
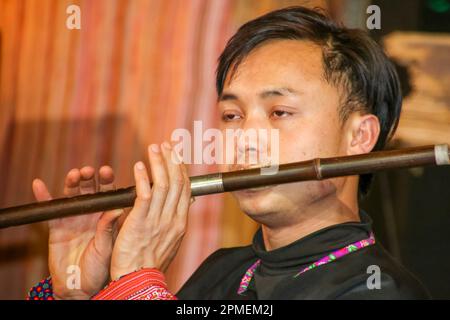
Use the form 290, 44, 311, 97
234, 184, 275, 194
234, 186, 275, 197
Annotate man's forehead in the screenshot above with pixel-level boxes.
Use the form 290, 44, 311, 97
239, 39, 323, 68
222, 40, 325, 88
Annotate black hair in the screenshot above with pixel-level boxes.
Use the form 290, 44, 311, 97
216, 6, 402, 197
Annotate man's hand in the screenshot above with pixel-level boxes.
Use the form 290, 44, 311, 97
32, 166, 124, 299
110, 142, 191, 280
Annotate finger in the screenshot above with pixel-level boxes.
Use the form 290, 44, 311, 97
130, 161, 152, 219
169, 161, 191, 246
79, 166, 96, 194
159, 142, 184, 220
146, 144, 170, 221
32, 179, 53, 202
98, 166, 115, 192
63, 168, 81, 197
176, 161, 192, 220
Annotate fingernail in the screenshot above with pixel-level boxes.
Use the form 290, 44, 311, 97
162, 141, 172, 150
136, 161, 145, 170
150, 144, 160, 153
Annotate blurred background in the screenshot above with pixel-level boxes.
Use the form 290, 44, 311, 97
0, 0, 449, 299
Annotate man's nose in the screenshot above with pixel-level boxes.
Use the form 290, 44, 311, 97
241, 111, 271, 132
237, 114, 271, 163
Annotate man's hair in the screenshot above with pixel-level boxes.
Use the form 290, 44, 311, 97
216, 6, 402, 197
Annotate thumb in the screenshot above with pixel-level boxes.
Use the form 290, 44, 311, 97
32, 179, 52, 202
94, 209, 124, 255
33, 179, 60, 230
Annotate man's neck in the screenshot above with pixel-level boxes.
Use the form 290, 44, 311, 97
261, 196, 360, 251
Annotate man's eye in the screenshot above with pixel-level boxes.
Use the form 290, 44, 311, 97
222, 113, 242, 121
271, 110, 292, 118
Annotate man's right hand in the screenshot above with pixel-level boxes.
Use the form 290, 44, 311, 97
32, 166, 124, 300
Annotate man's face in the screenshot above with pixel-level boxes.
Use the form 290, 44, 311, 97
218, 39, 351, 227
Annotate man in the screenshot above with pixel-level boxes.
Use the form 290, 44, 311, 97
29, 6, 429, 300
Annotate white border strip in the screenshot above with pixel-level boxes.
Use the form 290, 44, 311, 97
435, 144, 450, 165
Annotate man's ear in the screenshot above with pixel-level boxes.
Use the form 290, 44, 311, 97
346, 113, 380, 155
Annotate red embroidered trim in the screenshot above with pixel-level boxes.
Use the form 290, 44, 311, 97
92, 268, 176, 300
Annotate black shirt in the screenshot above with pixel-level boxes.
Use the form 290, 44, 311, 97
177, 211, 430, 299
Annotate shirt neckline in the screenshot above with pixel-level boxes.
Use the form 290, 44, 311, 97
251, 210, 373, 275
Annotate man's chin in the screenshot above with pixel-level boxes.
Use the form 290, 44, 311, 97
233, 187, 279, 219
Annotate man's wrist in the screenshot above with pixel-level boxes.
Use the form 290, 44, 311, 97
111, 266, 156, 281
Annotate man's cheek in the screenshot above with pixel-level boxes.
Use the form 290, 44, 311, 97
278, 136, 318, 163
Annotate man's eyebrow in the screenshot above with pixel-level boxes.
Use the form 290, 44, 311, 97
218, 92, 239, 102
259, 87, 299, 99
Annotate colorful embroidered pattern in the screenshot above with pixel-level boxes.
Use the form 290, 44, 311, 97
237, 232, 376, 295
128, 286, 177, 300
237, 260, 261, 295
28, 268, 176, 300
27, 277, 54, 300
